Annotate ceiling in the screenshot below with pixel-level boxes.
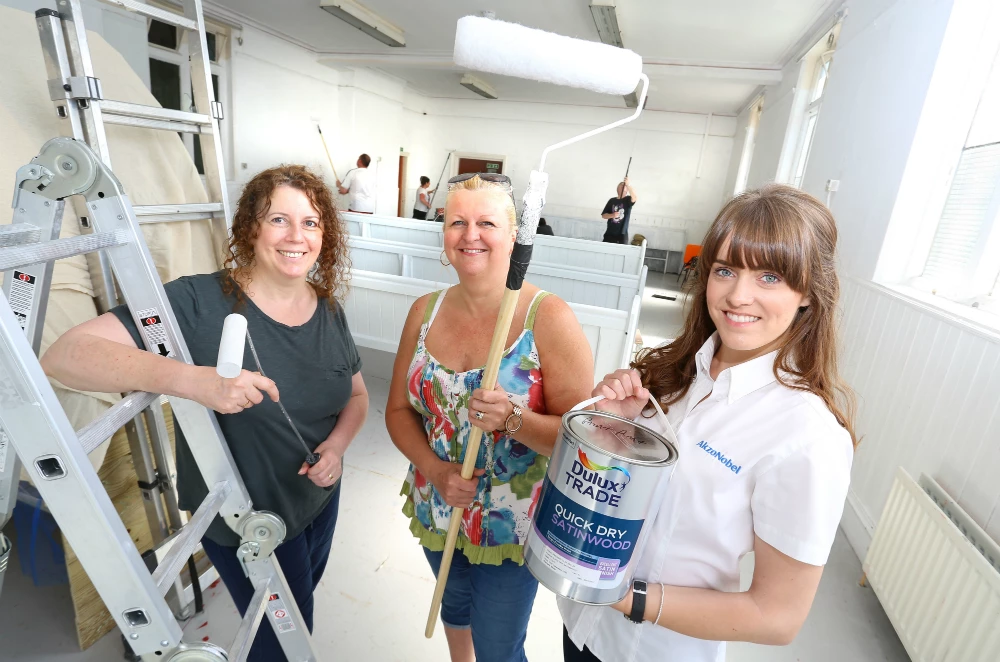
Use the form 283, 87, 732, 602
207, 0, 842, 115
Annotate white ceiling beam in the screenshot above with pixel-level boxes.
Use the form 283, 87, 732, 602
318, 52, 457, 69
642, 61, 782, 85
318, 52, 782, 85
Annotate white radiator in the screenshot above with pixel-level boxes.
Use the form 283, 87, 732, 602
864, 469, 1000, 661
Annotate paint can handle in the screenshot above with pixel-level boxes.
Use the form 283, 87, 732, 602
571, 393, 670, 429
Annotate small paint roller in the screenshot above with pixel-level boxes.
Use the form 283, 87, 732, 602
217, 314, 321, 467
425, 15, 651, 639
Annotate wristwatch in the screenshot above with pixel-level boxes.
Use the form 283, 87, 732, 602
504, 404, 523, 434
626, 580, 647, 624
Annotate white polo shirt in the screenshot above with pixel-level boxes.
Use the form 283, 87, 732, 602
342, 167, 376, 213
560, 334, 853, 662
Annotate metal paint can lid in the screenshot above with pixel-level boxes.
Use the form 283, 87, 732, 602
563, 410, 677, 466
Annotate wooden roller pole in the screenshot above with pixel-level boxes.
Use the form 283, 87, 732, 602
316, 125, 340, 181
425, 287, 522, 638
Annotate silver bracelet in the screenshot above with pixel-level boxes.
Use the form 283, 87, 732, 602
654, 583, 665, 625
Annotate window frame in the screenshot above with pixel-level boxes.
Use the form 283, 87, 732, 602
790, 49, 834, 189
734, 96, 764, 195
908, 49, 1000, 310
146, 19, 232, 179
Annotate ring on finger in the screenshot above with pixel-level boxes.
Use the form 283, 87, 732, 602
242, 398, 252, 408
474, 411, 484, 421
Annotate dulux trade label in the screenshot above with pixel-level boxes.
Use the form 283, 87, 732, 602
525, 408, 678, 605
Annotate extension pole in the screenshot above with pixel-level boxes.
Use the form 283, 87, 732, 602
428, 151, 453, 217
624, 156, 632, 181
317, 125, 339, 181
424, 290, 520, 638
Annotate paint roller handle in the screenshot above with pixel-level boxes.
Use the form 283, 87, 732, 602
426, 288, 522, 638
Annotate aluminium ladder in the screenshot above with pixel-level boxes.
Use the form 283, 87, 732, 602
0, 137, 318, 660
6, 0, 235, 620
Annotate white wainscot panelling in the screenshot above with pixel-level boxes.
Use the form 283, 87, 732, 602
345, 271, 635, 381
839, 278, 1000, 560
348, 237, 644, 312
342, 211, 646, 276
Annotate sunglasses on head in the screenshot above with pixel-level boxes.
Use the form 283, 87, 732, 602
447, 172, 515, 207
447, 172, 511, 186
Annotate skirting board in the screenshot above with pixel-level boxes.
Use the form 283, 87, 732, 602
840, 488, 877, 563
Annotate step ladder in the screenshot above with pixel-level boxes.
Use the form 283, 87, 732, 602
0, 138, 319, 661
14, 0, 235, 621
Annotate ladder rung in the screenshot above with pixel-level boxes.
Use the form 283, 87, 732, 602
98, 0, 197, 31
152, 481, 230, 595
101, 100, 213, 127
0, 230, 128, 272
135, 203, 224, 224
229, 579, 271, 662
77, 391, 159, 455
0, 224, 41, 248
103, 113, 211, 135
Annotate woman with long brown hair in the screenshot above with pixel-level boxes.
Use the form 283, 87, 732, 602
560, 184, 856, 662
42, 165, 367, 661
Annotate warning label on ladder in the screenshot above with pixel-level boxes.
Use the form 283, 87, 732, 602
267, 592, 296, 633
136, 308, 173, 358
10, 271, 36, 330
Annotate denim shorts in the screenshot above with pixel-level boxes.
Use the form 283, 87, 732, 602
424, 546, 539, 662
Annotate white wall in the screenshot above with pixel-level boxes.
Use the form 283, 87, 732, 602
401, 99, 734, 248
228, 25, 342, 196
800, 0, 958, 281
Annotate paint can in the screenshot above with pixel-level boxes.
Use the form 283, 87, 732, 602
524, 404, 678, 605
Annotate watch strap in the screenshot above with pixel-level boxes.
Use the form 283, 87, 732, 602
626, 580, 647, 624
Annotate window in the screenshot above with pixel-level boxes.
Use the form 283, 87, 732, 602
790, 33, 837, 189
917, 52, 1000, 308
146, 18, 229, 176
734, 96, 763, 195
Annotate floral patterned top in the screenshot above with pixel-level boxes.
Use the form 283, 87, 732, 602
400, 288, 551, 565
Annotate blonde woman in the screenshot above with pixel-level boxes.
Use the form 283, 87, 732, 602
561, 184, 857, 661
386, 174, 594, 662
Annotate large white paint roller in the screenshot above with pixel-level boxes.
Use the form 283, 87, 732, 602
424, 15, 651, 639
454, 15, 643, 95
216, 313, 321, 466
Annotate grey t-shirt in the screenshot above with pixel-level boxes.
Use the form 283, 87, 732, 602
111, 271, 361, 546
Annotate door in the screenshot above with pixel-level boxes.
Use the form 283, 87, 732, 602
456, 158, 503, 176
397, 154, 408, 217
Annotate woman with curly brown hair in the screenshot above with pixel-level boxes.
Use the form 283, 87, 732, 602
41, 165, 367, 661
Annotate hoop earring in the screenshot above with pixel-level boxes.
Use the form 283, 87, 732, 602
439, 250, 451, 267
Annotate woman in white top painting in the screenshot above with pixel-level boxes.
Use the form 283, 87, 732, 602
561, 183, 857, 662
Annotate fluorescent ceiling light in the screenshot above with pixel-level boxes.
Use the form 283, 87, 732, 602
320, 0, 405, 48
460, 73, 497, 100
589, 0, 623, 48
591, 1, 636, 107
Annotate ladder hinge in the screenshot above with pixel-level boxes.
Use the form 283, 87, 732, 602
210, 101, 224, 121
137, 473, 173, 493
49, 75, 104, 103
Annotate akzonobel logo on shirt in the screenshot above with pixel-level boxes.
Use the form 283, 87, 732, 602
696, 440, 742, 475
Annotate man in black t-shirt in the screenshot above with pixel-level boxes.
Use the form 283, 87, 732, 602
601, 177, 637, 244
